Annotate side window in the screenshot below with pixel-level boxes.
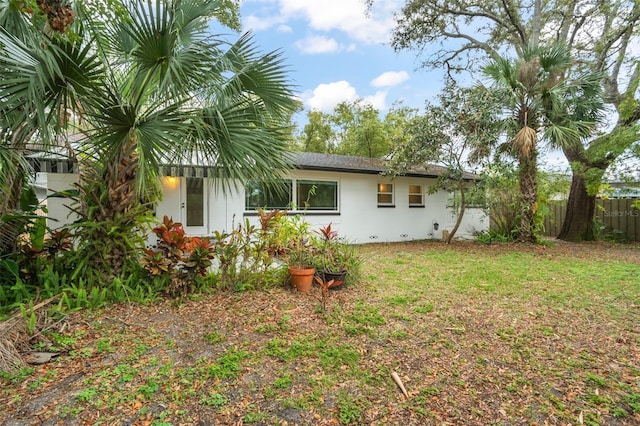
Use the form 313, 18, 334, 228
409, 184, 424, 207
297, 180, 338, 211
245, 180, 292, 210
377, 183, 394, 207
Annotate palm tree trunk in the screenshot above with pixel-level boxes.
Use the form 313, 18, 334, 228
78, 135, 141, 279
518, 153, 538, 243
105, 135, 139, 216
0, 165, 27, 255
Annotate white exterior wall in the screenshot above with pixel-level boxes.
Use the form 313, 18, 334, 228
155, 170, 488, 243
45, 171, 489, 243
45, 173, 79, 231
445, 206, 489, 239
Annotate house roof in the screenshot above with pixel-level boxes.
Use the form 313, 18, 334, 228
27, 148, 478, 181
600, 186, 640, 198
293, 152, 479, 181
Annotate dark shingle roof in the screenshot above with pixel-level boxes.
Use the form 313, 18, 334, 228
293, 152, 478, 181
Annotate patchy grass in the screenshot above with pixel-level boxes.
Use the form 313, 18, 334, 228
1, 241, 639, 425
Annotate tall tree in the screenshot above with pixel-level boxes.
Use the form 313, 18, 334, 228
484, 44, 602, 242
370, 0, 640, 241
296, 101, 414, 157
0, 0, 298, 278
386, 82, 499, 243
296, 110, 335, 153
0, 0, 82, 255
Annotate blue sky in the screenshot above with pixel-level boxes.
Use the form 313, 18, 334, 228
238, 0, 444, 118
235, 0, 610, 172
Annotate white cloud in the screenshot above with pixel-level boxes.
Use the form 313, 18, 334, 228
300, 82, 388, 112
243, 0, 399, 44
276, 24, 292, 33
294, 35, 357, 54
294, 35, 340, 54
243, 14, 286, 32
301, 81, 358, 112
370, 71, 410, 88
280, 0, 393, 44
363, 91, 388, 110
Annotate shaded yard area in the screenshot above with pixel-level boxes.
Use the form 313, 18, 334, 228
1, 241, 639, 425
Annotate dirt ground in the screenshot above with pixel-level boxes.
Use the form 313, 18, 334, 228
1, 240, 639, 425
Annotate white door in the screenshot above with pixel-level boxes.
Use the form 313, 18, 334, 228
182, 177, 208, 235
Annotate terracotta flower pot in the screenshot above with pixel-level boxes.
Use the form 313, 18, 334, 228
288, 266, 316, 292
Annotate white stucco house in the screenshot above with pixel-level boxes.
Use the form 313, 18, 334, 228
32, 152, 488, 243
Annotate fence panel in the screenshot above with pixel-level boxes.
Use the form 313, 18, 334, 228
542, 198, 640, 242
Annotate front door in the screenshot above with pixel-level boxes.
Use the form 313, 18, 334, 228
182, 177, 208, 235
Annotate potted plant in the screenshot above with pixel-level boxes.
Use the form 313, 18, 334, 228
316, 223, 357, 290
285, 218, 320, 292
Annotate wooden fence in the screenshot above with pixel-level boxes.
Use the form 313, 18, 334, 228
543, 199, 640, 242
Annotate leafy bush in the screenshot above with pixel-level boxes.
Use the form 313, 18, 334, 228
475, 229, 515, 244
141, 216, 215, 296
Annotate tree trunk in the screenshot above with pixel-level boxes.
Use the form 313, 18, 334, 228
557, 145, 608, 242
0, 165, 27, 256
77, 135, 142, 280
557, 173, 597, 242
517, 154, 538, 243
446, 183, 466, 244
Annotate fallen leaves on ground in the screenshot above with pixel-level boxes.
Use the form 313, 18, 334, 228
1, 240, 639, 425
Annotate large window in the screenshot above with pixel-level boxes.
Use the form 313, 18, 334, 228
245, 179, 338, 212
377, 183, 394, 207
409, 184, 424, 207
297, 180, 338, 210
245, 180, 292, 210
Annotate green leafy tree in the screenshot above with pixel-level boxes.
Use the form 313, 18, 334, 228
0, 0, 298, 279
296, 110, 335, 153
370, 0, 640, 241
335, 102, 389, 157
386, 82, 500, 243
296, 101, 415, 157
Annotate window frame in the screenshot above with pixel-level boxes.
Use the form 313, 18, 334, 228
377, 182, 395, 207
296, 179, 339, 211
408, 184, 425, 207
244, 179, 293, 211
245, 178, 339, 213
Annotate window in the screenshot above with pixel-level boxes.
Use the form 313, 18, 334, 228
245, 180, 292, 210
409, 184, 424, 207
297, 180, 338, 210
186, 178, 204, 226
377, 183, 394, 206
245, 179, 338, 212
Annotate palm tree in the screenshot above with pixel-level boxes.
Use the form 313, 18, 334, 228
484, 44, 602, 243
0, 0, 299, 279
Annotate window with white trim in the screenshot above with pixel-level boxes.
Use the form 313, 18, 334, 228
377, 183, 394, 207
297, 180, 338, 210
409, 184, 424, 207
245, 179, 338, 212
245, 179, 292, 210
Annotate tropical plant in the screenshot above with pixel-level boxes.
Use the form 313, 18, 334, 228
142, 215, 215, 295
314, 275, 342, 312
484, 43, 602, 242
0, 0, 298, 281
315, 223, 356, 273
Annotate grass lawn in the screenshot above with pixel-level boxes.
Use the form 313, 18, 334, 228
1, 241, 639, 425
